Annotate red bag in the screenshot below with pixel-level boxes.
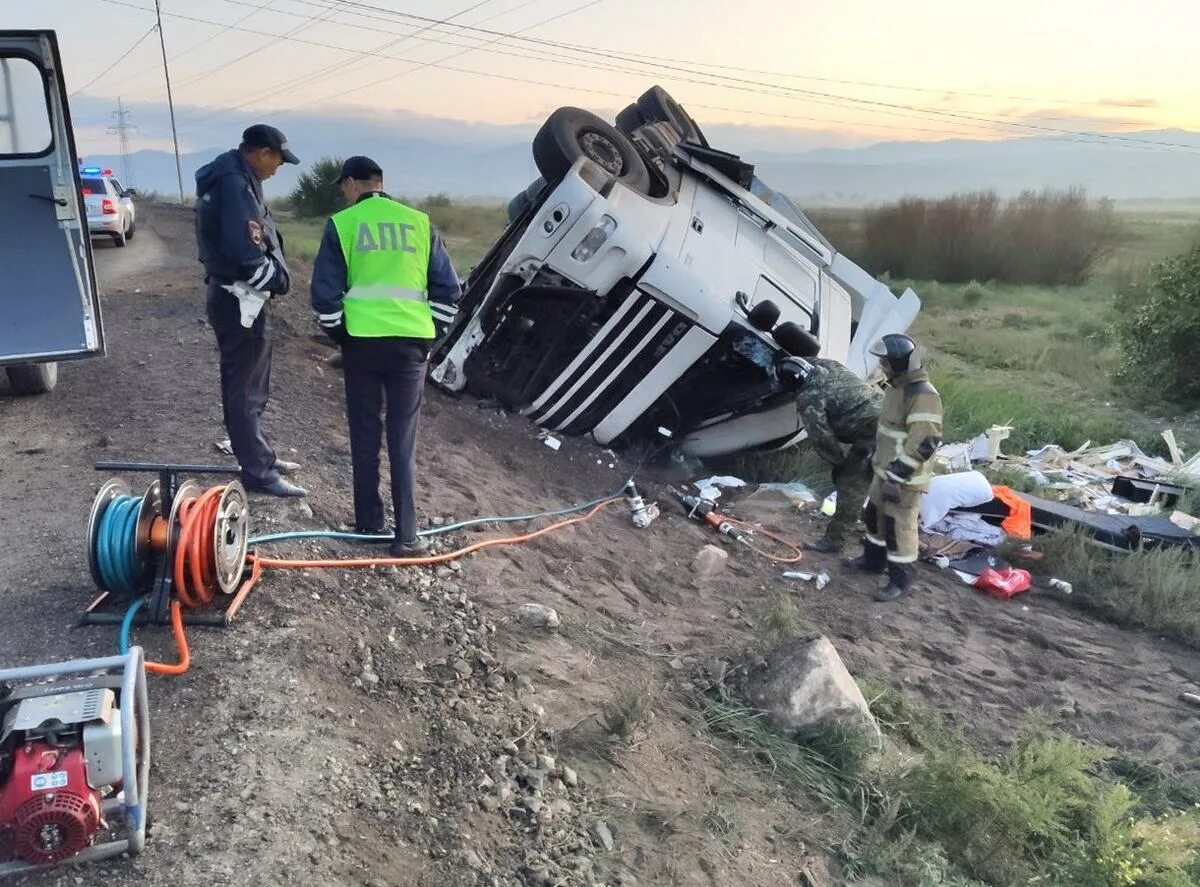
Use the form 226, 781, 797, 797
974, 566, 1032, 599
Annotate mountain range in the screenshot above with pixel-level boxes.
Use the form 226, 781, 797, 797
70, 98, 1200, 204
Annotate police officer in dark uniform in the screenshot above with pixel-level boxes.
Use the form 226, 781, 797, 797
195, 124, 306, 497
310, 156, 461, 556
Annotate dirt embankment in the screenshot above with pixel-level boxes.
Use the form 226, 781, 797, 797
2, 203, 1199, 886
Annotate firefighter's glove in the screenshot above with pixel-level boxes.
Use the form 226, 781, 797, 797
885, 459, 915, 484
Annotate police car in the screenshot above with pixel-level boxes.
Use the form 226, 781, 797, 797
431, 86, 920, 458
80, 165, 137, 247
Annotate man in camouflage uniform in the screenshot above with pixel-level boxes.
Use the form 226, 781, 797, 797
793, 353, 883, 554
848, 333, 943, 602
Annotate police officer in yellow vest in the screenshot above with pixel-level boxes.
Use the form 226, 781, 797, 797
847, 333, 943, 602
311, 156, 462, 556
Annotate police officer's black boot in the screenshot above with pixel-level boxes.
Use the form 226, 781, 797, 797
845, 540, 887, 574
874, 562, 914, 602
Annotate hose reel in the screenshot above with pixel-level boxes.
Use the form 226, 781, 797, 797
82, 463, 258, 630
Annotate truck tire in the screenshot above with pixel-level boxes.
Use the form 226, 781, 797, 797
636, 85, 708, 147
614, 103, 645, 137
533, 107, 651, 195
6, 362, 58, 395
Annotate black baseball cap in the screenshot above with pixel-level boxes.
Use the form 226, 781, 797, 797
338, 155, 383, 182
242, 124, 299, 164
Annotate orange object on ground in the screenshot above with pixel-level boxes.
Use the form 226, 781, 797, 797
991, 486, 1032, 540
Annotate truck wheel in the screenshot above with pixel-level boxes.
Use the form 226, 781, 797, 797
636, 85, 708, 147
533, 107, 651, 195
614, 103, 645, 137
6, 362, 58, 395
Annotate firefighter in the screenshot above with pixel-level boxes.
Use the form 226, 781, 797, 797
792, 352, 883, 553
310, 156, 462, 556
195, 124, 306, 497
849, 333, 943, 602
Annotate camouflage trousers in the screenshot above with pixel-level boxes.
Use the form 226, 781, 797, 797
820, 448, 873, 548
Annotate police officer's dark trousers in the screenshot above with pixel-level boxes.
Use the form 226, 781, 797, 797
206, 282, 279, 488
341, 337, 427, 542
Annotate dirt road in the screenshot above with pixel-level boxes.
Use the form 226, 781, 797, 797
2, 204, 1199, 886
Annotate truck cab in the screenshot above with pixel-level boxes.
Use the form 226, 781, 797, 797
432, 89, 919, 458
0, 30, 104, 395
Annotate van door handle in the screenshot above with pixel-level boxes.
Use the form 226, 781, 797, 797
30, 193, 68, 206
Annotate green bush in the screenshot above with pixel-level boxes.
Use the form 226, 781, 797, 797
1113, 243, 1200, 404
960, 280, 988, 306
288, 155, 344, 218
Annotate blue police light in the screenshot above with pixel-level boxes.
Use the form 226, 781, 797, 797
81, 166, 102, 174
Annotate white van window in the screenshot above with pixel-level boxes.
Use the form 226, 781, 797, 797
0, 56, 52, 156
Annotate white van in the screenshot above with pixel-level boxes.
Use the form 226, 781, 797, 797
431, 87, 918, 457
0, 30, 104, 395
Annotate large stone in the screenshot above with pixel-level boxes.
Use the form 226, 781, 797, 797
744, 635, 880, 743
692, 544, 728, 577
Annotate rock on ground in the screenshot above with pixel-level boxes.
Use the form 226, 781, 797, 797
744, 635, 880, 743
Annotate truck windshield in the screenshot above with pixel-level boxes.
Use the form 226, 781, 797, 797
749, 177, 831, 249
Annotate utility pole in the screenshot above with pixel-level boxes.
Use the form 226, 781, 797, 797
107, 97, 138, 186
153, 0, 185, 204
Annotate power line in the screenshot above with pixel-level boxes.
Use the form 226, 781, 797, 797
191, 0, 506, 128
70, 22, 159, 96
97, 0, 1195, 154
283, 0, 605, 117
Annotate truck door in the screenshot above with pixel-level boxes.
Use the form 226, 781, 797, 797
0, 31, 103, 371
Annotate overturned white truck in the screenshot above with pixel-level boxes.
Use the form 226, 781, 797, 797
431, 87, 919, 457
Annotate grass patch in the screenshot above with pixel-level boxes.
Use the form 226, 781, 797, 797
699, 670, 1200, 885
600, 684, 654, 741
723, 443, 833, 490
701, 802, 740, 843
762, 591, 803, 645
1035, 528, 1200, 647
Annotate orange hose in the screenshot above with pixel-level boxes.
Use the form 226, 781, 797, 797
725, 517, 804, 564
173, 486, 224, 609
252, 498, 620, 569
144, 601, 191, 676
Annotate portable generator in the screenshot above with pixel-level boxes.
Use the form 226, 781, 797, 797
0, 649, 149, 876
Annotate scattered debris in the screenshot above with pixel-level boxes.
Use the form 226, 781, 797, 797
694, 475, 747, 500
541, 433, 562, 451
755, 481, 818, 509
215, 438, 234, 456
1179, 692, 1200, 708
1048, 578, 1074, 595
782, 570, 831, 590
743, 635, 880, 743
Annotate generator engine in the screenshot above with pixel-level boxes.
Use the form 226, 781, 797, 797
0, 689, 125, 866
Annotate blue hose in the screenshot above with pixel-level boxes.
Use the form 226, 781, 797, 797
119, 597, 146, 655
248, 480, 641, 547
97, 494, 142, 595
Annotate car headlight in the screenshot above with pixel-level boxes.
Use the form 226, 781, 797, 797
570, 215, 617, 262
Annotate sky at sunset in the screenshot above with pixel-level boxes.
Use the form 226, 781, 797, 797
7, 0, 1199, 155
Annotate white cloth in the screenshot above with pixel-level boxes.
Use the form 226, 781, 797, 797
221, 280, 268, 328
929, 513, 1006, 547
919, 471, 995, 529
